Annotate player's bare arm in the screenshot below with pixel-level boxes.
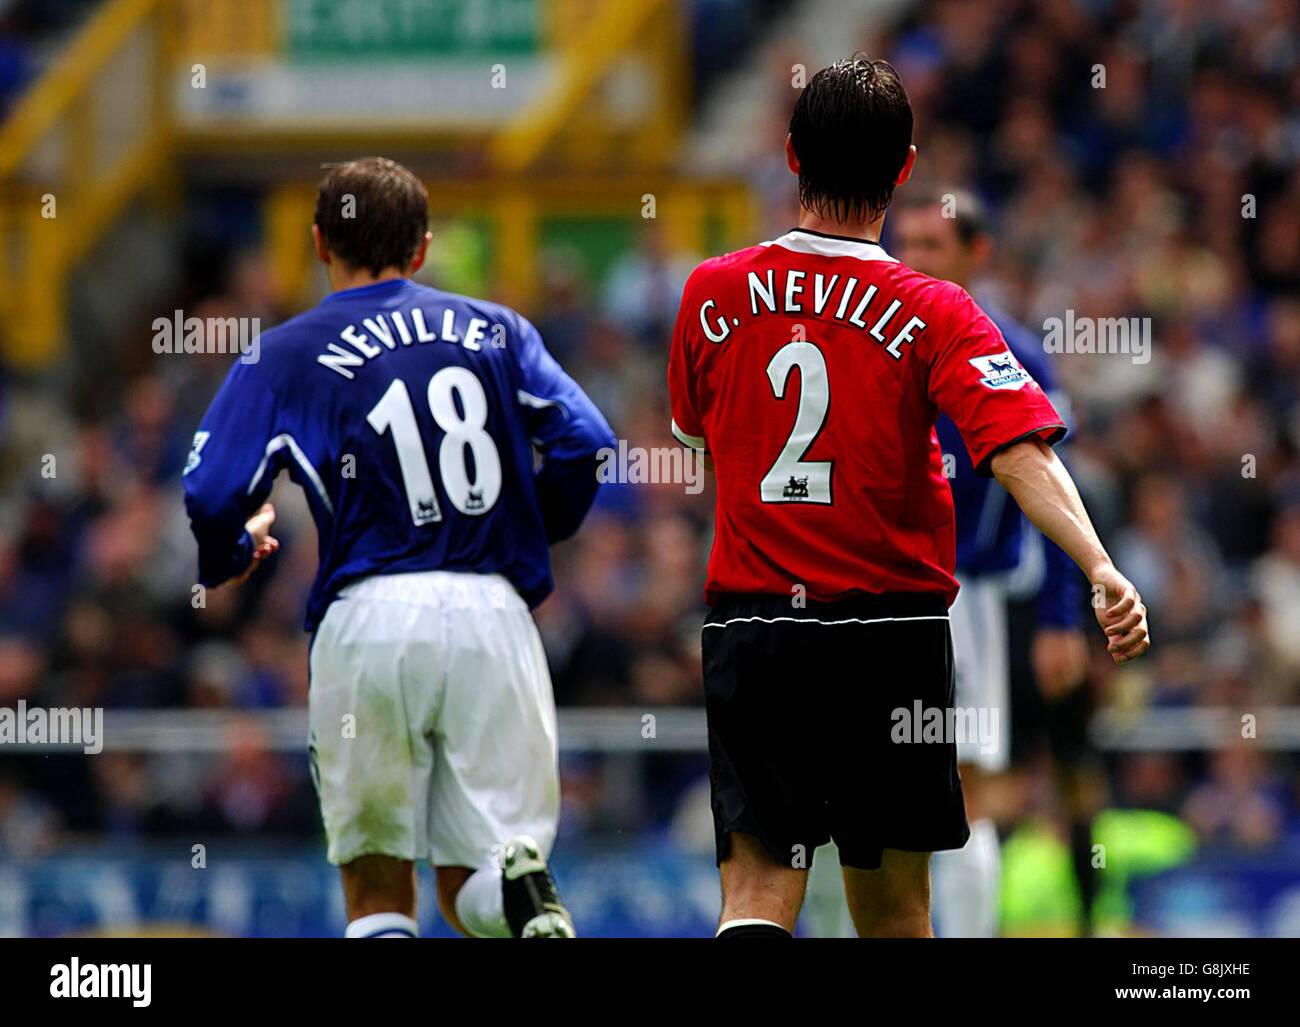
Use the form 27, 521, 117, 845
990, 438, 1150, 665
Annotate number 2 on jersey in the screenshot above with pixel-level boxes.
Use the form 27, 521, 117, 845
760, 340, 832, 504
367, 367, 502, 525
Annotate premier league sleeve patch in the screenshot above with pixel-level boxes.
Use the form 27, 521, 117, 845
969, 351, 1033, 391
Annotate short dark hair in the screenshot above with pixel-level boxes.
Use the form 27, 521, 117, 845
789, 57, 913, 223
899, 188, 990, 246
314, 157, 429, 276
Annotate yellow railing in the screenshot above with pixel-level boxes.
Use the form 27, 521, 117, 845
172, 0, 279, 57
0, 0, 174, 368
0, 0, 748, 367
262, 176, 757, 315
489, 0, 687, 174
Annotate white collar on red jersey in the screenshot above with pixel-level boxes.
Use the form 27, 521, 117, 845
763, 228, 898, 262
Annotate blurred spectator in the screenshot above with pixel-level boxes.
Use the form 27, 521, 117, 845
600, 222, 697, 349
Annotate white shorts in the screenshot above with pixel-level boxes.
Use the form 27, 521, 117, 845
948, 575, 1010, 773
308, 570, 559, 869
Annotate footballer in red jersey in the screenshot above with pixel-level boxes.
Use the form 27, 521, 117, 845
669, 57, 1150, 940
668, 230, 1066, 607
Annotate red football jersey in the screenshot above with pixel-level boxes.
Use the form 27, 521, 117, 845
668, 227, 1066, 607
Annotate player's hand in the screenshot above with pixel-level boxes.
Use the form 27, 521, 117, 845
1031, 628, 1089, 698
229, 503, 279, 586
1090, 564, 1150, 665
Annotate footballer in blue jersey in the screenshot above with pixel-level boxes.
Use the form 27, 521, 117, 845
184, 158, 615, 939
893, 190, 1091, 938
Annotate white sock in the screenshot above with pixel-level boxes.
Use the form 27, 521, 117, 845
931, 818, 1001, 938
454, 867, 510, 937
715, 918, 788, 937
345, 911, 418, 938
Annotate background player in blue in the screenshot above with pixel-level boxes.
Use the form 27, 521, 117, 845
892, 190, 1090, 937
183, 158, 615, 938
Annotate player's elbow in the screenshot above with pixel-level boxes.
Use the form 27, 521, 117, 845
554, 421, 616, 464
989, 437, 1053, 488
183, 486, 249, 566
537, 452, 604, 544
183, 486, 222, 527
184, 485, 240, 532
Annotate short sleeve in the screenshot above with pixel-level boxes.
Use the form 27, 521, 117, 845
927, 288, 1066, 475
667, 275, 707, 452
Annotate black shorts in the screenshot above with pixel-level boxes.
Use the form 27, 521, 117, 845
702, 591, 970, 870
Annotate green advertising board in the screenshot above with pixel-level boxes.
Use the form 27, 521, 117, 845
287, 0, 541, 57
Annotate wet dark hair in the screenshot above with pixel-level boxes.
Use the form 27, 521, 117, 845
789, 57, 913, 223
314, 157, 429, 276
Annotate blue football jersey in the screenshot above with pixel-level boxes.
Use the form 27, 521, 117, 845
183, 278, 615, 630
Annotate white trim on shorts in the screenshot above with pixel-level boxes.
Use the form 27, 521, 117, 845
703, 614, 949, 630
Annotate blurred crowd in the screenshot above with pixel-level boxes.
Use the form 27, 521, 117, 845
0, 0, 1297, 901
